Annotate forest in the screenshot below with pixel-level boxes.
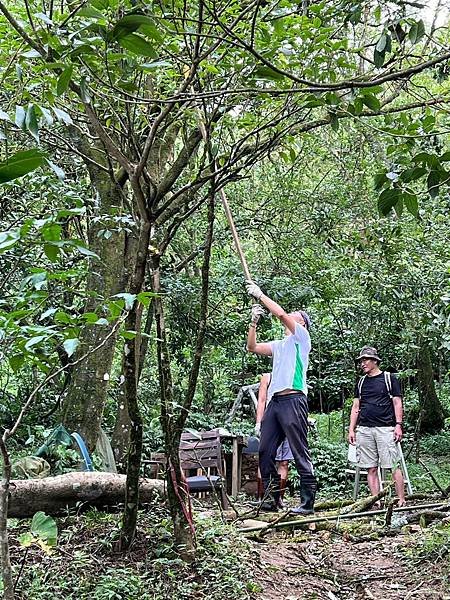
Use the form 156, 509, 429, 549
0, 0, 449, 598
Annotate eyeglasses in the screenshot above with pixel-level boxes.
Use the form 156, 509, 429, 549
359, 358, 373, 363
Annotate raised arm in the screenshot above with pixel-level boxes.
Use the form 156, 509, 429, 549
246, 304, 272, 356
246, 280, 297, 334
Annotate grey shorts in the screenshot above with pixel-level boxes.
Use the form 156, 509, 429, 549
276, 439, 294, 462
356, 426, 399, 469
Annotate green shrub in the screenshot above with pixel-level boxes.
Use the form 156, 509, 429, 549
289, 437, 348, 496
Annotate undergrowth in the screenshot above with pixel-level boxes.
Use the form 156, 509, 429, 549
8, 506, 258, 600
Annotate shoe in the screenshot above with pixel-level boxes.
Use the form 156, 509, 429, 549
290, 478, 317, 516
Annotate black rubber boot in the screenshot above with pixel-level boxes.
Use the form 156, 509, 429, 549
290, 477, 317, 516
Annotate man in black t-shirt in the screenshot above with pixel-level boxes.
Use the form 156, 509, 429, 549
348, 346, 406, 506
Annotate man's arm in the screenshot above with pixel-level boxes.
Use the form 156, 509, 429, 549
255, 373, 269, 435
246, 281, 297, 334
348, 398, 360, 444
246, 320, 272, 356
392, 396, 403, 442
246, 303, 272, 356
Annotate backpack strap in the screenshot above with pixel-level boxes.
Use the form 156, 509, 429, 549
384, 371, 393, 399
357, 375, 366, 400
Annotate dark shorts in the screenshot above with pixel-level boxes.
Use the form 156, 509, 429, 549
275, 439, 294, 461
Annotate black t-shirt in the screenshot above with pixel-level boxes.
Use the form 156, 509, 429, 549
354, 372, 402, 427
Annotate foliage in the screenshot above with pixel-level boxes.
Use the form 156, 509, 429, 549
11, 509, 257, 600
405, 522, 450, 565
19, 512, 57, 555
289, 436, 349, 497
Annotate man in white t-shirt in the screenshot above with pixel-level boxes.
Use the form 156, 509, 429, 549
246, 280, 317, 515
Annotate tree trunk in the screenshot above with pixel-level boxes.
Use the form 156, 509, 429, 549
119, 216, 151, 550
418, 342, 445, 433
112, 283, 154, 468
61, 142, 126, 451
0, 440, 14, 600
7, 473, 164, 518
151, 254, 196, 561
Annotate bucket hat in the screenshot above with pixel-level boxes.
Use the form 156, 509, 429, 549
355, 346, 381, 362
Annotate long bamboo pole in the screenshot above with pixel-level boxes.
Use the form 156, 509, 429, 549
190, 91, 251, 280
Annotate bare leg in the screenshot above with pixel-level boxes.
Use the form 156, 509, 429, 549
277, 460, 289, 482
367, 467, 381, 499
392, 468, 406, 506
276, 460, 289, 506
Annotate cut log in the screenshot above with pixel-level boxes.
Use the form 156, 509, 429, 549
7, 472, 165, 518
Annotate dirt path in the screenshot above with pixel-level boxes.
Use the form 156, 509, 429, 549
253, 529, 449, 600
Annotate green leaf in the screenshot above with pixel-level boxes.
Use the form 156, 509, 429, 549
95, 318, 109, 325
35, 12, 53, 25
400, 166, 427, 183
427, 170, 440, 198
403, 192, 418, 216
361, 95, 380, 112
253, 66, 284, 81
122, 329, 137, 339
42, 223, 62, 242
409, 20, 425, 44
376, 33, 387, 52
69, 243, 99, 258
15, 105, 26, 130
440, 151, 450, 162
44, 243, 59, 262
39, 308, 58, 321
78, 6, 105, 19
348, 8, 361, 24
0, 149, 45, 184
139, 60, 171, 70
19, 533, 34, 548
378, 188, 401, 216
113, 14, 159, 39
9, 354, 25, 372
118, 34, 158, 58
63, 338, 80, 357
24, 335, 47, 351
39, 106, 54, 125
393, 197, 403, 217
353, 97, 363, 115
329, 112, 339, 132
373, 172, 387, 190
53, 107, 73, 125
25, 105, 39, 141
0, 230, 20, 252
57, 66, 73, 96
31, 512, 57, 546
113, 293, 136, 310
137, 291, 157, 306
373, 48, 385, 68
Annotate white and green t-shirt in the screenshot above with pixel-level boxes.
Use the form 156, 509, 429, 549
267, 323, 311, 398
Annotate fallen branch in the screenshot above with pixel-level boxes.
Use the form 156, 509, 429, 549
7, 472, 165, 518
238, 502, 450, 533
341, 486, 391, 514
